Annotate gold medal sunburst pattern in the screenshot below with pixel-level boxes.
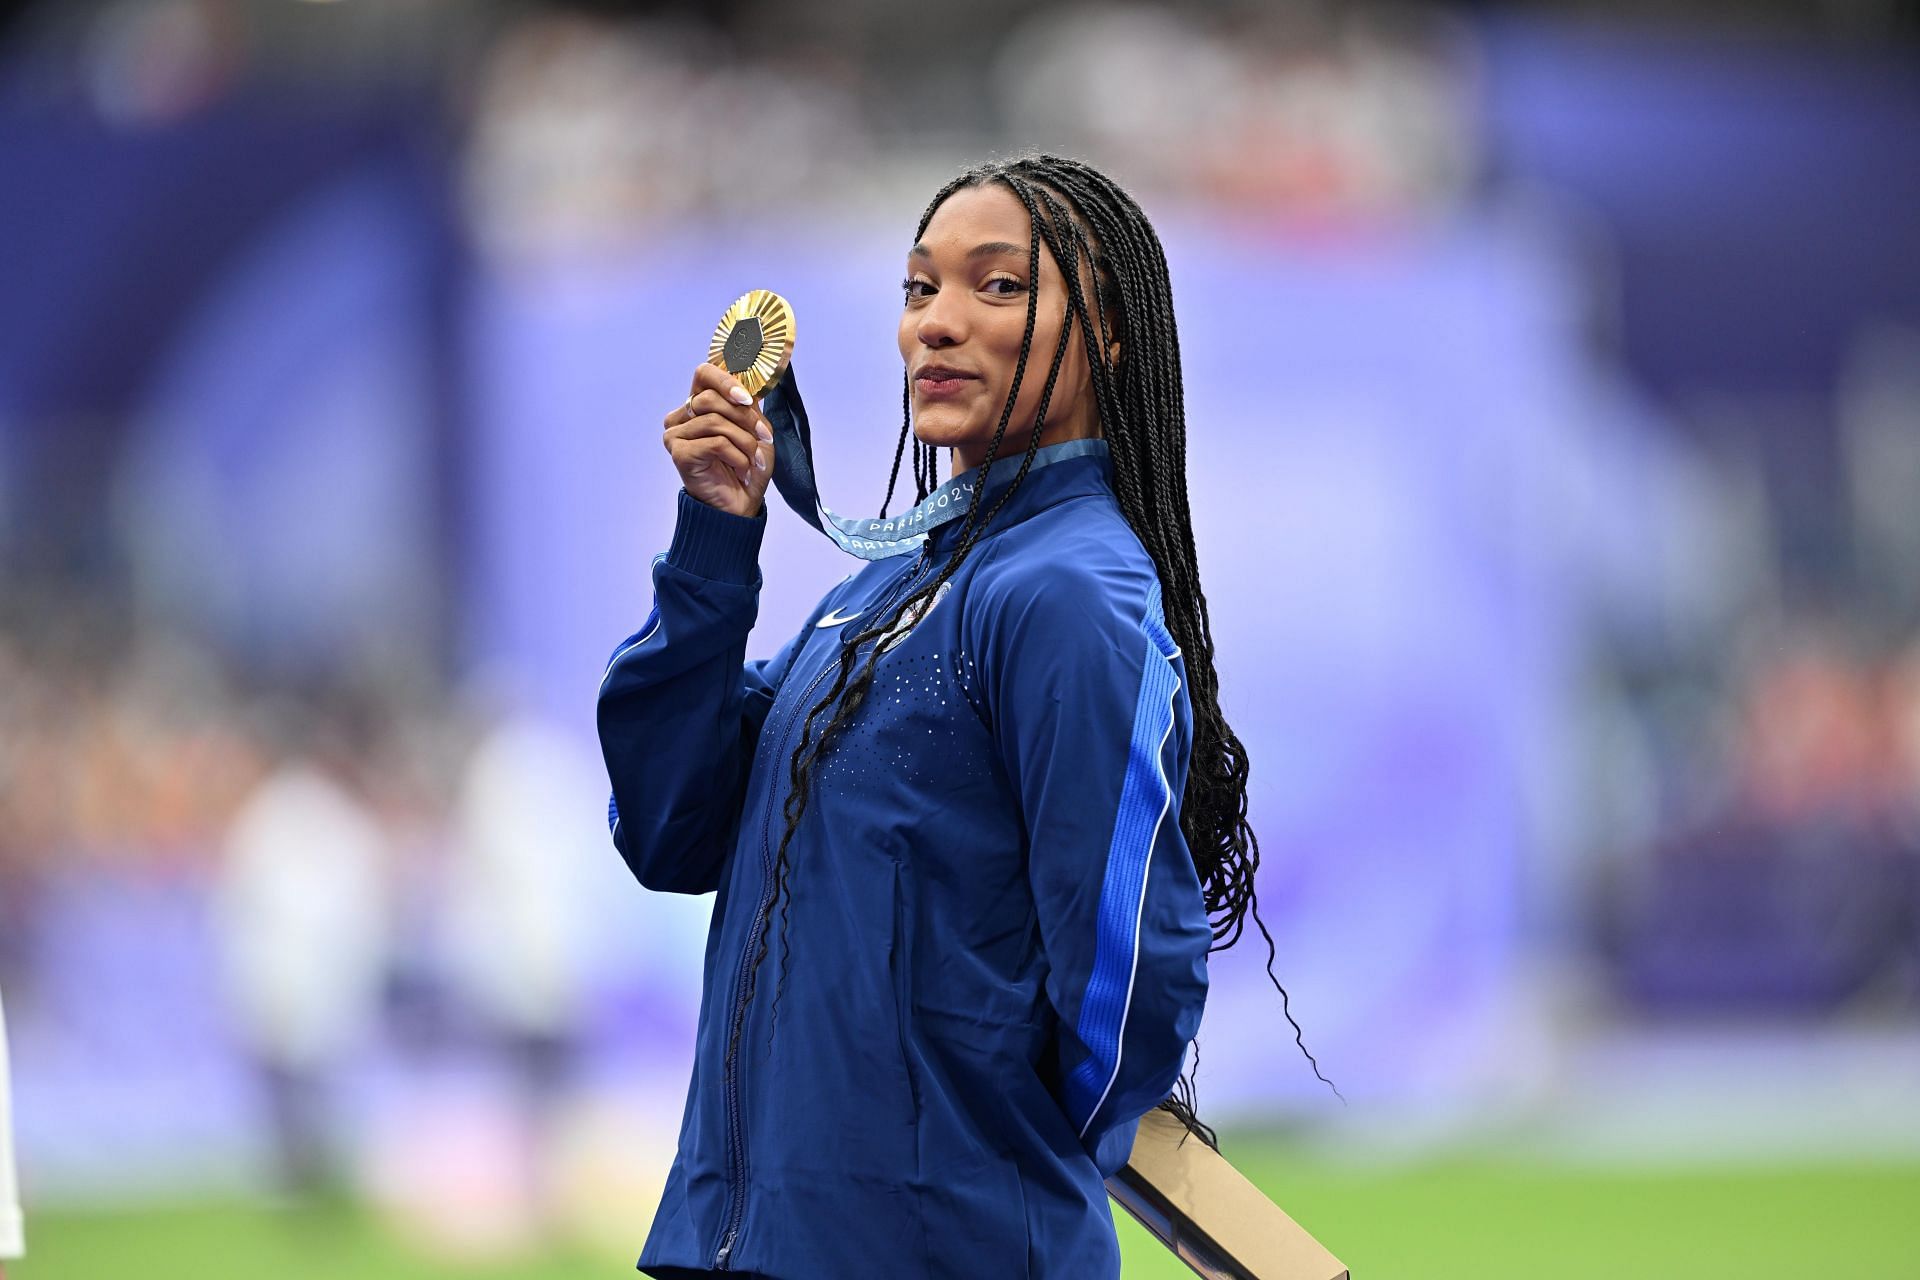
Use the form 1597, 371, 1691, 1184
707, 288, 795, 398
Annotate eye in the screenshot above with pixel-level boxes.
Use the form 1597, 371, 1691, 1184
983, 275, 1027, 297
901, 276, 934, 302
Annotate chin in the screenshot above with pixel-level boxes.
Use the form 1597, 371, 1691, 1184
911, 415, 979, 451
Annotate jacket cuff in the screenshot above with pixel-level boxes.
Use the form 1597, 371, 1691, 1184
666, 488, 766, 585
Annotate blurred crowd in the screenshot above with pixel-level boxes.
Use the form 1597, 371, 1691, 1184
3, 1, 1488, 238
0, 593, 634, 1231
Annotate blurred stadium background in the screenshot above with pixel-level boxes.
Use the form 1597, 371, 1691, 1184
2, 0, 1919, 1276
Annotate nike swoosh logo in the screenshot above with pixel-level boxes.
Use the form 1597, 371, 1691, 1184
817, 607, 863, 628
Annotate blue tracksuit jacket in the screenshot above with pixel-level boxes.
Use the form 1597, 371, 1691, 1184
597, 440, 1211, 1279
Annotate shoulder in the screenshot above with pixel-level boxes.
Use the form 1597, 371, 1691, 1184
965, 498, 1168, 653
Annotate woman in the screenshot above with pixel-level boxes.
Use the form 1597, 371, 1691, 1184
599, 153, 1325, 1280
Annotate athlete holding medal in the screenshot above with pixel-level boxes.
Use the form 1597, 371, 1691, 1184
602, 153, 1334, 1279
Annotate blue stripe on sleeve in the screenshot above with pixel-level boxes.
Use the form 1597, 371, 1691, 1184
600, 552, 669, 692
1063, 579, 1184, 1139
603, 551, 669, 844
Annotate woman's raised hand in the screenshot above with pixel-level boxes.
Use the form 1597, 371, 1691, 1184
663, 361, 776, 518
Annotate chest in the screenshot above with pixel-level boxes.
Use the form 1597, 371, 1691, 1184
734, 559, 1035, 959
782, 569, 990, 786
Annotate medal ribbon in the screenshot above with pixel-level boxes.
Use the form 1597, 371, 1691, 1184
761, 363, 1107, 561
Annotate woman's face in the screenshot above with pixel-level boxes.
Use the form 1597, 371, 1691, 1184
898, 182, 1112, 476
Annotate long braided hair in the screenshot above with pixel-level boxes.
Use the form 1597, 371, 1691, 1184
733, 153, 1340, 1142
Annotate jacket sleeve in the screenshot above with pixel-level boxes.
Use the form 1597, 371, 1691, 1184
597, 489, 807, 896
981, 563, 1212, 1178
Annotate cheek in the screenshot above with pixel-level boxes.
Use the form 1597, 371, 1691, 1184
1001, 301, 1064, 375
1013, 305, 1085, 397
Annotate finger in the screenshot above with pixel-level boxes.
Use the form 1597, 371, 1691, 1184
690, 361, 758, 410
666, 411, 762, 464
747, 438, 775, 495
672, 434, 754, 486
668, 385, 764, 445
681, 386, 765, 436
679, 435, 752, 485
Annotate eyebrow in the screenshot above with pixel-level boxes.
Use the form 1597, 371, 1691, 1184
908, 240, 1028, 262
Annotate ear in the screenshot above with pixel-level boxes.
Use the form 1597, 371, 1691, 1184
1107, 337, 1123, 367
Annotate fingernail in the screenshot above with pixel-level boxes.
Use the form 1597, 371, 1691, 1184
755, 449, 769, 471
755, 419, 772, 443
728, 384, 753, 405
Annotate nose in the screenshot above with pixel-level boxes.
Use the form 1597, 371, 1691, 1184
915, 288, 965, 349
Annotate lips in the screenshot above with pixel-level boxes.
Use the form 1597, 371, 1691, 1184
914, 365, 976, 384
914, 365, 978, 397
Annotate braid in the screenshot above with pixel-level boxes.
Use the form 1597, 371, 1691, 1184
1011, 156, 1338, 1109
1019, 156, 1337, 1109
737, 154, 1340, 1129
878, 374, 914, 519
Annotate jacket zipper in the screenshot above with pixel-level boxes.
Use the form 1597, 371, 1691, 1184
712, 551, 933, 1269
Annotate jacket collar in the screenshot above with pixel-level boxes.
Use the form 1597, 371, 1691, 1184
926, 437, 1114, 555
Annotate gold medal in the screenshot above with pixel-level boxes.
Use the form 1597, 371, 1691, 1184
707, 288, 795, 398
